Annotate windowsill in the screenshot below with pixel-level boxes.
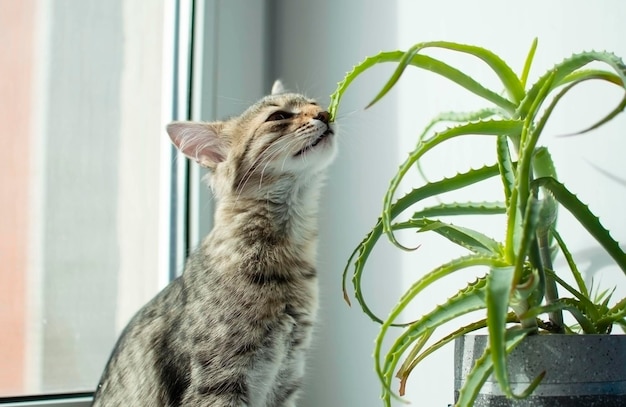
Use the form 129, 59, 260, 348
0, 394, 92, 407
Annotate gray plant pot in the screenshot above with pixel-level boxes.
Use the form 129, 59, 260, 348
454, 334, 626, 406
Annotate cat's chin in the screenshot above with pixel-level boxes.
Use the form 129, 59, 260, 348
294, 128, 335, 157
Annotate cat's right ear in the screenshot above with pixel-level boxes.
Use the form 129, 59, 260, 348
271, 79, 286, 95
166, 121, 228, 169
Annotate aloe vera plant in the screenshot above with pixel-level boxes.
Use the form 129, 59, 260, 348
330, 40, 626, 406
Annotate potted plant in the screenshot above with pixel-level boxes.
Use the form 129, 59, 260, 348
328, 40, 626, 406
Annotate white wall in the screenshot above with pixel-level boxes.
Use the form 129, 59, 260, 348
269, 1, 626, 406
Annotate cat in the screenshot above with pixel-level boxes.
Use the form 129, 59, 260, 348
91, 80, 337, 407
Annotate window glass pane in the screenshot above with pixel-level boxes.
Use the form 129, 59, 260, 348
0, 0, 169, 397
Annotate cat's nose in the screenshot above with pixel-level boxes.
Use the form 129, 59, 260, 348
314, 111, 330, 124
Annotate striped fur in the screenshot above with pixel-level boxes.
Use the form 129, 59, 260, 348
92, 82, 336, 407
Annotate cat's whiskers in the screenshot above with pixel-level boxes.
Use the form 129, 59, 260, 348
278, 136, 307, 173
257, 136, 303, 187
333, 108, 361, 121
233, 139, 287, 204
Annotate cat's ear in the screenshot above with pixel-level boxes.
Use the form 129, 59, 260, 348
271, 79, 287, 95
166, 121, 228, 169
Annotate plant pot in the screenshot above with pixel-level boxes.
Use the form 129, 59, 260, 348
454, 334, 626, 406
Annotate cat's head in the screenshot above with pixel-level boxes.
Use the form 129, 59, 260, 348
167, 81, 337, 198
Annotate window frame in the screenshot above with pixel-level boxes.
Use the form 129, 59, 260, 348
0, 0, 196, 404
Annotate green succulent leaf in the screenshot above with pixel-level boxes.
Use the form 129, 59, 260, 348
328, 50, 405, 121
513, 195, 542, 282
343, 165, 503, 322
411, 218, 503, 256
365, 41, 522, 112
397, 312, 519, 395
519, 50, 626, 119
417, 109, 505, 145
550, 229, 589, 298
522, 299, 598, 334
375, 255, 508, 404
496, 135, 515, 205
416, 108, 503, 181
598, 297, 626, 331
556, 69, 626, 137
534, 177, 626, 275
543, 267, 599, 322
383, 120, 524, 249
567, 91, 626, 136
520, 38, 538, 88
486, 266, 518, 398
412, 201, 506, 218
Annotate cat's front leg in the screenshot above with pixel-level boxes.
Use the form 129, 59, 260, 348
181, 393, 248, 407
181, 381, 249, 407
181, 351, 251, 407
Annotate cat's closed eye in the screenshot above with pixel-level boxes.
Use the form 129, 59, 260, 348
265, 111, 293, 122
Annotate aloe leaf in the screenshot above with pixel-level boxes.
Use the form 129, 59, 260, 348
364, 41, 522, 112
383, 120, 524, 249
537, 72, 626, 141
343, 165, 502, 321
496, 135, 515, 205
522, 299, 598, 334
519, 50, 626, 118
598, 297, 626, 331
397, 312, 519, 394
328, 50, 405, 121
554, 51, 626, 88
375, 255, 508, 403
411, 218, 502, 255
486, 265, 517, 398
550, 229, 589, 297
560, 69, 624, 87
513, 193, 541, 283
533, 177, 626, 275
327, 47, 515, 120
532, 147, 557, 180
367, 53, 517, 113
412, 201, 506, 218
520, 38, 538, 88
426, 41, 524, 103
565, 91, 626, 136
505, 73, 555, 263
532, 150, 559, 237
552, 69, 626, 137
509, 73, 558, 259
543, 267, 599, 321
396, 328, 434, 396
416, 108, 503, 181
417, 109, 504, 146
380, 276, 489, 403
608, 295, 626, 315
514, 71, 556, 210
600, 288, 615, 310
455, 328, 535, 407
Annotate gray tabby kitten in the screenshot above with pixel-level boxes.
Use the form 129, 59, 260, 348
92, 81, 336, 407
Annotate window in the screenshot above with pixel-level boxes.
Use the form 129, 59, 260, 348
0, 0, 190, 402
1, 0, 272, 404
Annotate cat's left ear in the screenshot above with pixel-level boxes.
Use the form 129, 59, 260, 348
271, 79, 287, 95
166, 121, 228, 169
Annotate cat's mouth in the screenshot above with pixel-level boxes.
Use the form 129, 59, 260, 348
294, 128, 334, 157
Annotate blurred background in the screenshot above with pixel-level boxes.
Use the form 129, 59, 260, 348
1, 1, 625, 406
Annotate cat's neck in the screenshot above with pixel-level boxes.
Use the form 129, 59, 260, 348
213, 175, 324, 248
